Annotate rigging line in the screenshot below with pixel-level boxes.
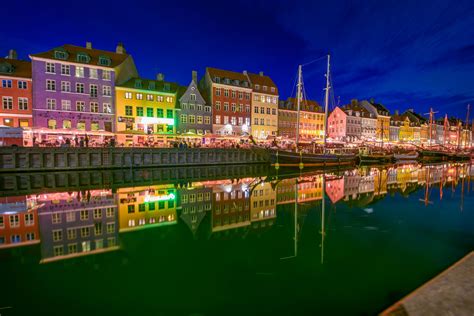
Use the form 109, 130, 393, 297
290, 68, 299, 99
302, 55, 327, 67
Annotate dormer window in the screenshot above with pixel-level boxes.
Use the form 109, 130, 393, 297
0, 62, 14, 74
255, 84, 260, 90
98, 56, 111, 66
54, 48, 68, 60
271, 87, 275, 92
263, 86, 267, 91
214, 77, 220, 83
148, 81, 155, 90
164, 83, 170, 91
234, 80, 239, 85
134, 79, 142, 88
243, 82, 248, 87
76, 53, 90, 63
224, 78, 230, 84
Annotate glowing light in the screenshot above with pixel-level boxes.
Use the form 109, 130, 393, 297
144, 193, 175, 203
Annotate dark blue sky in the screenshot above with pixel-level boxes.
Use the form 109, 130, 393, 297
2, 0, 473, 119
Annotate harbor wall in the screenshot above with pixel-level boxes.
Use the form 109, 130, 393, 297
0, 147, 269, 173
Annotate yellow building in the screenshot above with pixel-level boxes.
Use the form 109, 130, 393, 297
276, 175, 323, 205
246, 72, 279, 141
359, 100, 390, 142
115, 76, 178, 146
117, 184, 177, 233
394, 114, 414, 142
278, 98, 325, 142
250, 181, 276, 223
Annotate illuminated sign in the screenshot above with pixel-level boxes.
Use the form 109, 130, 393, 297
118, 117, 135, 123
136, 117, 174, 125
144, 193, 175, 203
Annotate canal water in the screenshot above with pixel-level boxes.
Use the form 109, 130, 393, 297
0, 163, 473, 316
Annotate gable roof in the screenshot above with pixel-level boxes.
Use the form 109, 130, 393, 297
30, 44, 129, 68
178, 80, 206, 105
117, 77, 179, 94
246, 72, 278, 96
280, 97, 322, 112
0, 58, 32, 78
206, 67, 251, 88
342, 102, 372, 117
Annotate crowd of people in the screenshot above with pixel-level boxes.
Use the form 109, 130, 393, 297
33, 135, 116, 148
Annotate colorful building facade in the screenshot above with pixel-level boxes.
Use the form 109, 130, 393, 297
278, 98, 325, 142
202, 67, 252, 136
0, 196, 39, 249
0, 50, 32, 132
177, 71, 212, 136
246, 71, 279, 141
30, 43, 137, 144
360, 100, 390, 142
115, 76, 178, 146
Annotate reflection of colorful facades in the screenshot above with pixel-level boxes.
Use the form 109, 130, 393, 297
250, 182, 276, 227
202, 68, 252, 136
118, 185, 177, 232
0, 50, 33, 130
30, 42, 137, 143
115, 76, 178, 146
0, 196, 39, 249
36, 190, 119, 263
246, 72, 279, 141
276, 175, 323, 204
178, 183, 212, 236
325, 177, 344, 204
211, 180, 251, 232
278, 98, 325, 142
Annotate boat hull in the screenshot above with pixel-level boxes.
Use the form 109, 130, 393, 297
270, 150, 356, 167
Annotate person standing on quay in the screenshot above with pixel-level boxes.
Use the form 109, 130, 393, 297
85, 134, 89, 147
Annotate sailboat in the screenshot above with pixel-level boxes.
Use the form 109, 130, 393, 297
270, 54, 357, 167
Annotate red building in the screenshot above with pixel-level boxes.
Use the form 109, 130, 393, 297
201, 67, 252, 136
0, 196, 40, 249
0, 50, 32, 130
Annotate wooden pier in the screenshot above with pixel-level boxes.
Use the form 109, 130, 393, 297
381, 251, 474, 316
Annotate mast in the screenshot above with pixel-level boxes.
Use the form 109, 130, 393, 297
321, 175, 326, 264
464, 104, 470, 149
295, 65, 302, 148
429, 108, 433, 146
323, 54, 331, 151
443, 114, 448, 147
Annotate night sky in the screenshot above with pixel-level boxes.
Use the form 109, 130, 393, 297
2, 0, 473, 119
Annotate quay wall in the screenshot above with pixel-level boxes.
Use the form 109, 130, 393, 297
0, 147, 270, 173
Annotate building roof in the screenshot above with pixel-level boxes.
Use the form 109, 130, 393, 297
342, 102, 372, 117
117, 77, 179, 94
405, 110, 428, 123
0, 58, 32, 78
206, 67, 251, 88
246, 72, 278, 96
30, 44, 129, 68
369, 101, 390, 116
280, 97, 323, 112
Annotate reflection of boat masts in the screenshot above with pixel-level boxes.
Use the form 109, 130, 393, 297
320, 175, 326, 264
419, 166, 433, 206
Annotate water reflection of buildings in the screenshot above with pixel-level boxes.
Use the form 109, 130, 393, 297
276, 175, 324, 205
177, 183, 212, 236
118, 185, 177, 233
36, 190, 119, 263
250, 181, 276, 230
0, 196, 40, 249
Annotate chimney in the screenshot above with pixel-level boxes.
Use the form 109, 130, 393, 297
7, 49, 17, 60
408, 108, 414, 112
259, 71, 264, 76
86, 42, 92, 49
350, 99, 358, 107
192, 70, 197, 83
395, 110, 399, 115
243, 70, 247, 75
157, 73, 164, 81
116, 42, 126, 54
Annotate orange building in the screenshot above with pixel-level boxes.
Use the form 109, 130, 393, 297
0, 50, 32, 132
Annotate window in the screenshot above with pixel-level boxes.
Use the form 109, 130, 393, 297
98, 56, 111, 66
197, 116, 203, 124
1, 79, 11, 89
181, 114, 187, 123
61, 81, 71, 92
157, 108, 164, 117
231, 117, 237, 125
190, 94, 196, 101
55, 51, 67, 60
254, 118, 258, 125
107, 223, 115, 234
90, 102, 99, 112
89, 84, 98, 97
224, 89, 229, 97
125, 106, 133, 116
52, 229, 63, 241
91, 121, 99, 131
9, 214, 19, 228
205, 106, 211, 112
26, 232, 35, 241
147, 94, 154, 101
103, 103, 112, 114
75, 66, 84, 78
67, 228, 76, 240
54, 246, 64, 257
61, 64, 70, 75
166, 109, 173, 118
136, 107, 144, 116
223, 116, 229, 124
18, 81, 27, 89
106, 208, 114, 218
166, 97, 173, 103
204, 116, 210, 125
215, 88, 221, 96
68, 244, 77, 254
147, 107, 154, 117
77, 121, 86, 130
0, 216, 3, 228
76, 83, 84, 93
77, 53, 90, 63
102, 70, 111, 80
76, 101, 85, 112
52, 213, 61, 224
61, 100, 71, 111
260, 118, 265, 125
231, 90, 236, 98
80, 210, 89, 220
189, 115, 195, 124
231, 103, 236, 112
81, 227, 90, 237
157, 95, 164, 102
47, 98, 56, 110
215, 115, 221, 124
46, 79, 56, 91
94, 222, 102, 235
63, 120, 71, 129
46, 62, 55, 73
1, 96, 12, 110
149, 202, 156, 211
48, 119, 56, 129
127, 205, 135, 213
224, 102, 229, 111
103, 86, 112, 96
125, 92, 132, 99
238, 91, 243, 99
89, 68, 98, 79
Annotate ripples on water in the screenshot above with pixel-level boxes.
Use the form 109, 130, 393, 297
0, 163, 473, 315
